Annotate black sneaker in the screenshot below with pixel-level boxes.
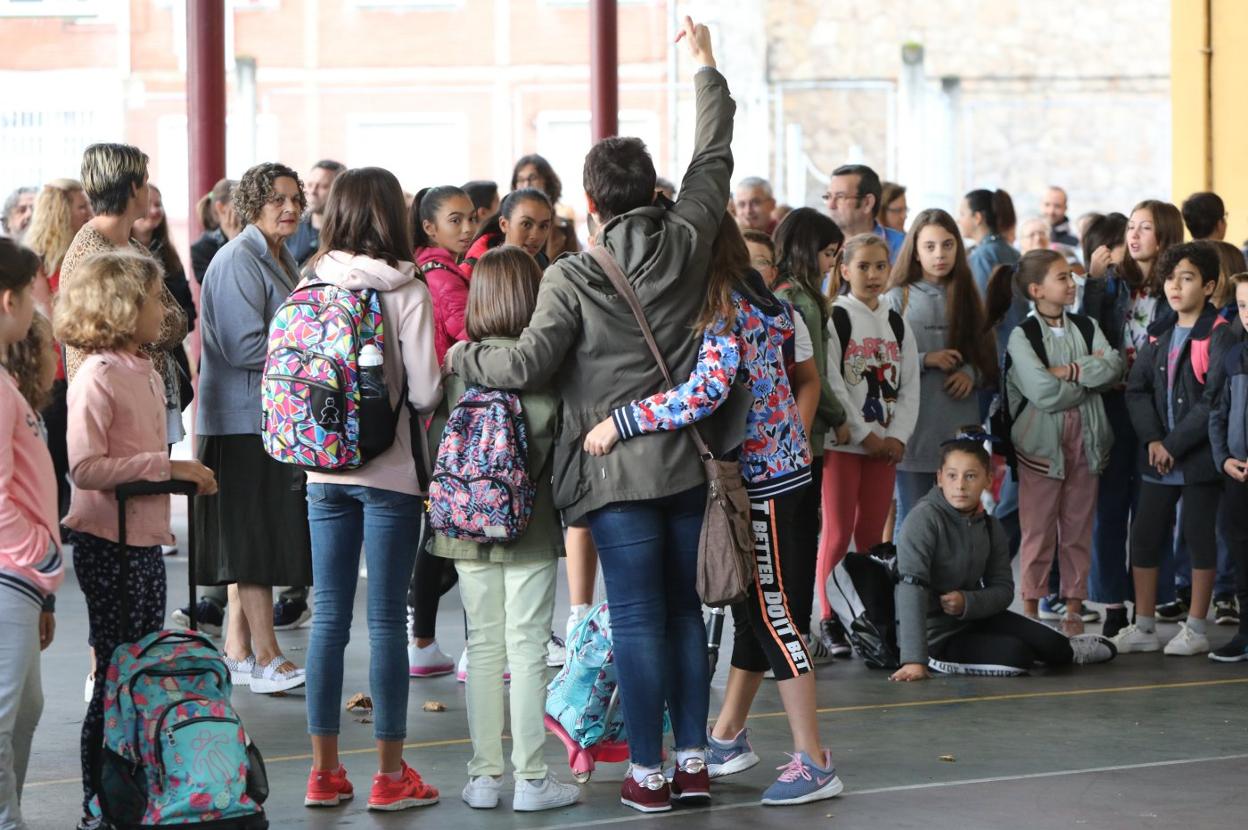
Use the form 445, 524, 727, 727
274, 598, 311, 630
1208, 633, 1248, 663
1213, 595, 1240, 626
1101, 606, 1129, 639
820, 617, 852, 658
1155, 600, 1188, 623
171, 599, 224, 637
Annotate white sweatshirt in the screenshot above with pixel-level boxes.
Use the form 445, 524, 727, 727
823, 292, 920, 454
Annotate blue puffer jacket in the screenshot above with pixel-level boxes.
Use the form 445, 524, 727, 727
1209, 318, 1248, 472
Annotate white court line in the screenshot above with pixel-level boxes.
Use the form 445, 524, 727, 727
548, 753, 1248, 829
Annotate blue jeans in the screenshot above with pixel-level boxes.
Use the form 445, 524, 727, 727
1089, 392, 1137, 604
894, 470, 936, 538
586, 484, 708, 767
306, 483, 421, 741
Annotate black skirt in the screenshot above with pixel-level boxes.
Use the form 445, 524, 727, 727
194, 433, 313, 587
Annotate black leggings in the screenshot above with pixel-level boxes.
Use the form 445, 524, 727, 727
932, 610, 1073, 671
786, 455, 822, 636
729, 489, 812, 681
1219, 479, 1248, 636
406, 509, 458, 640
1131, 481, 1221, 570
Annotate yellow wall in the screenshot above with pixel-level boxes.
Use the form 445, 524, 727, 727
1172, 0, 1248, 244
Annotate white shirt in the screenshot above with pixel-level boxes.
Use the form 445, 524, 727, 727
793, 314, 813, 363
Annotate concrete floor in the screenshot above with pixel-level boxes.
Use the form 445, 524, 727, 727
19, 507, 1248, 829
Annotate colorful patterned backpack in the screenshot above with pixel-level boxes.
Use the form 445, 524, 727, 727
545, 602, 626, 747
96, 630, 269, 828
262, 282, 401, 470
427, 386, 535, 543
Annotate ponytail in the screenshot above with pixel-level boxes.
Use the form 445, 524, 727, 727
984, 249, 1064, 333
409, 184, 467, 250
983, 263, 1018, 333
965, 188, 1015, 237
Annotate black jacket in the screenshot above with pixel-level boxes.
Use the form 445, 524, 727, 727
190, 228, 226, 285
1126, 303, 1230, 484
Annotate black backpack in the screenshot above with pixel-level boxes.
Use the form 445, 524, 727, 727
989, 313, 1095, 472
830, 304, 905, 362
828, 543, 901, 670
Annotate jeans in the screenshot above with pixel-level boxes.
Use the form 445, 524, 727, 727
587, 484, 708, 767
1089, 392, 1137, 604
0, 592, 42, 830
894, 470, 936, 539
305, 483, 420, 741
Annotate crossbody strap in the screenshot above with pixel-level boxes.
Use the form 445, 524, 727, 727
587, 245, 714, 461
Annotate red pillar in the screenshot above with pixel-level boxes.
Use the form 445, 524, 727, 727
186, 0, 227, 238
590, 0, 619, 142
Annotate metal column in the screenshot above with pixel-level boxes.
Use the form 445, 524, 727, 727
589, 0, 618, 142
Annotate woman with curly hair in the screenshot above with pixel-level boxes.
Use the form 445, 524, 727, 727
196, 161, 313, 696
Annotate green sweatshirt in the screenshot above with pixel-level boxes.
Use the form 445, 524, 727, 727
774, 280, 846, 455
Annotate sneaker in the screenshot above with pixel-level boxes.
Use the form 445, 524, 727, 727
367, 762, 439, 811
456, 648, 468, 683
273, 598, 311, 631
1101, 606, 1129, 639
513, 774, 580, 811
84, 672, 95, 704
804, 632, 835, 666
408, 641, 455, 678
461, 775, 501, 809
1208, 633, 1248, 663
620, 771, 670, 813
760, 750, 844, 806
1155, 599, 1188, 623
171, 600, 224, 637
250, 656, 305, 694
546, 634, 567, 668
669, 758, 710, 802
1037, 595, 1065, 621
1162, 623, 1210, 656
160, 544, 179, 556
222, 654, 255, 687
1078, 606, 1102, 623
1214, 595, 1240, 626
1113, 624, 1161, 653
706, 728, 760, 779
819, 618, 852, 658
305, 765, 354, 807
1069, 634, 1117, 664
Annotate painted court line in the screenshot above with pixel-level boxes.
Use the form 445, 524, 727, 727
24, 676, 1248, 788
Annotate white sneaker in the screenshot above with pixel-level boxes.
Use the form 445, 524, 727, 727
407, 641, 454, 678
513, 775, 580, 812
456, 649, 469, 683
1163, 623, 1210, 656
546, 634, 567, 668
1112, 624, 1161, 654
1069, 634, 1117, 664
462, 775, 501, 809
222, 654, 255, 687
84, 672, 95, 704
250, 656, 305, 694
804, 632, 835, 665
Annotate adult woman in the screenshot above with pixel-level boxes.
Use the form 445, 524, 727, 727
960, 188, 1021, 362
196, 162, 312, 695
877, 181, 907, 233
191, 178, 241, 285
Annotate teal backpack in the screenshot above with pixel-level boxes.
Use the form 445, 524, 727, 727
96, 630, 269, 829
545, 602, 625, 748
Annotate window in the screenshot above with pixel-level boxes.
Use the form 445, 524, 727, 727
345, 114, 469, 192
0, 0, 103, 16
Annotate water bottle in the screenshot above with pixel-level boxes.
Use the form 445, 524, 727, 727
359, 344, 386, 400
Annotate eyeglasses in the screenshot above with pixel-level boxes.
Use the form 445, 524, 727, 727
822, 192, 861, 206
886, 206, 908, 216
750, 256, 775, 270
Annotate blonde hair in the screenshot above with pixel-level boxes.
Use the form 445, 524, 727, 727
466, 246, 541, 340
0, 311, 55, 411
24, 179, 85, 274
80, 143, 149, 216
54, 250, 162, 352
834, 232, 891, 296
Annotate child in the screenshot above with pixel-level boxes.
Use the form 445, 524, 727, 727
890, 434, 1116, 681
407, 184, 478, 678
817, 233, 919, 652
770, 208, 850, 660
885, 208, 997, 532
300, 168, 444, 813
987, 249, 1122, 634
585, 216, 842, 806
0, 240, 63, 830
1209, 271, 1248, 661
431, 246, 580, 813
463, 188, 554, 276
53, 250, 217, 823
1117, 242, 1231, 656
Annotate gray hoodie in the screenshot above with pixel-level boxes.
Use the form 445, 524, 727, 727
895, 486, 1013, 665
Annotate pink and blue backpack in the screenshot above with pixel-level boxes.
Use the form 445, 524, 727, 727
427, 386, 535, 543
262, 282, 401, 471
96, 630, 268, 828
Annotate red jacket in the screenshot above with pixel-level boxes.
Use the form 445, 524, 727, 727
417, 246, 471, 366
461, 233, 498, 283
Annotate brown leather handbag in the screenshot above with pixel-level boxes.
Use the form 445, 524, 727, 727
587, 246, 754, 607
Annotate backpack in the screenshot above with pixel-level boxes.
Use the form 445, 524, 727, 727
97, 630, 269, 829
828, 543, 901, 670
989, 313, 1095, 472
545, 602, 626, 748
427, 386, 536, 543
831, 302, 906, 362
262, 281, 404, 471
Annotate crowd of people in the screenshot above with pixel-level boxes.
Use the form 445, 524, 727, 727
2, 16, 1247, 830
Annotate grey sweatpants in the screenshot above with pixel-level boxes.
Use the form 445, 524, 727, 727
0, 590, 44, 830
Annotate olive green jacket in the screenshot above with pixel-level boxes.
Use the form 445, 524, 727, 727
774, 280, 846, 455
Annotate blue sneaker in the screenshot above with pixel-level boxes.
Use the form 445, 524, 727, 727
1037, 595, 1065, 621
706, 729, 759, 779
760, 751, 844, 806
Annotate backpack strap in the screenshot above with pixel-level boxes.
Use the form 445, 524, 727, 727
1066, 312, 1096, 355
887, 309, 905, 347
1019, 315, 1049, 367
831, 304, 851, 361
419, 259, 466, 285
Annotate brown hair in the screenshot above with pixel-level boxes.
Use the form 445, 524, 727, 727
143, 185, 186, 285
0, 312, 54, 411
877, 181, 906, 226
741, 228, 775, 256
313, 167, 412, 269
695, 214, 753, 335
1210, 240, 1247, 308
890, 208, 996, 385
234, 162, 306, 225
54, 250, 162, 352
465, 246, 541, 340
0, 237, 41, 294
984, 249, 1064, 331
1121, 200, 1184, 296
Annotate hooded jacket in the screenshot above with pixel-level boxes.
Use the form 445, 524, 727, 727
895, 486, 1013, 666
1210, 318, 1248, 472
304, 252, 443, 496
446, 67, 736, 523
418, 246, 471, 366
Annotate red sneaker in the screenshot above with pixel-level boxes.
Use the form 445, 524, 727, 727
367, 762, 440, 812
620, 771, 671, 813
671, 759, 710, 802
305, 765, 353, 807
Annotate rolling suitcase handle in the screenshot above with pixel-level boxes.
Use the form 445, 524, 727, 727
116, 479, 200, 631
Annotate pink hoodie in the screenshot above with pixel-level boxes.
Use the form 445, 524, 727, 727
416, 246, 470, 366
305, 252, 443, 496
0, 366, 63, 605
